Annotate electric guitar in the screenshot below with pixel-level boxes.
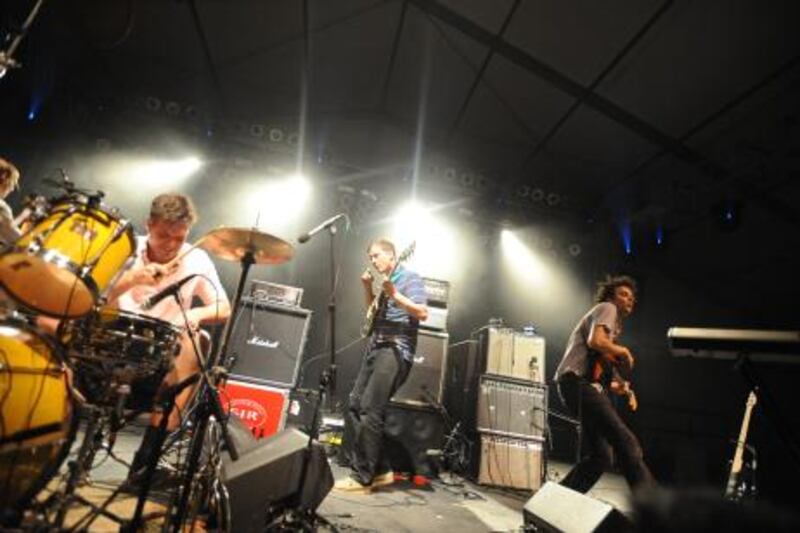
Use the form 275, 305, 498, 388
724, 390, 757, 500
361, 241, 415, 337
591, 352, 638, 411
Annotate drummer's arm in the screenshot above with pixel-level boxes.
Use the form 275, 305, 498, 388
106, 264, 163, 303
186, 299, 231, 327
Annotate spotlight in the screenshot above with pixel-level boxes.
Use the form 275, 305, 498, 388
474, 173, 489, 191
546, 192, 561, 206
713, 201, 742, 232
500, 229, 548, 287
391, 201, 457, 279
245, 174, 311, 227
517, 185, 531, 198
619, 220, 633, 256
654, 226, 666, 248
165, 101, 181, 115
530, 188, 544, 202
145, 96, 161, 112
443, 167, 457, 182
459, 172, 475, 188
250, 124, 265, 138
268, 128, 284, 143
568, 243, 582, 257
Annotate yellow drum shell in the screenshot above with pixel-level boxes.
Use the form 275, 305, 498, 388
0, 201, 135, 318
0, 319, 74, 516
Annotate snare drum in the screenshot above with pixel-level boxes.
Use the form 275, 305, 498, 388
61, 308, 182, 405
0, 198, 135, 318
0, 316, 75, 524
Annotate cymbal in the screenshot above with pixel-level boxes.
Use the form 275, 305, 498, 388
199, 227, 294, 265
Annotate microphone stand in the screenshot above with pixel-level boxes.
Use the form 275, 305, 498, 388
325, 224, 338, 411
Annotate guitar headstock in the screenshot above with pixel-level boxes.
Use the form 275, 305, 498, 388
397, 241, 416, 264
746, 391, 757, 408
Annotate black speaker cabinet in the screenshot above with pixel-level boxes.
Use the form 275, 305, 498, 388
383, 403, 445, 477
223, 428, 333, 533
392, 330, 449, 406
442, 339, 481, 432
228, 298, 312, 388
523, 482, 632, 533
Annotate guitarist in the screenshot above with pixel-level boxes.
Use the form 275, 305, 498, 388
554, 275, 655, 494
336, 237, 428, 492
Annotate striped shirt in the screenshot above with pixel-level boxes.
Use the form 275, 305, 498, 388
370, 265, 427, 362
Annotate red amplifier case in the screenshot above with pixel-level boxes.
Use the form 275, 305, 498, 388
219, 379, 290, 439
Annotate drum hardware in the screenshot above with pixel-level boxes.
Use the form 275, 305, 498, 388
167, 227, 294, 531
65, 375, 199, 533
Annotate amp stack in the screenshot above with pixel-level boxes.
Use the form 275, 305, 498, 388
219, 280, 313, 440
445, 323, 547, 490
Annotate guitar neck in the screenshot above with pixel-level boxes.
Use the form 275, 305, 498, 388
725, 391, 757, 498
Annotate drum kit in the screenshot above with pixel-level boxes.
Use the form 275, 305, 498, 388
0, 179, 295, 529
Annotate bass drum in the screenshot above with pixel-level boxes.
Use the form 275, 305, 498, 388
0, 316, 75, 527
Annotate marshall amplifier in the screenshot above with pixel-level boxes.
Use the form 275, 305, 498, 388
477, 376, 547, 440
228, 297, 312, 388
392, 330, 449, 406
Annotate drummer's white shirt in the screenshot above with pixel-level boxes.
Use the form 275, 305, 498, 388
113, 236, 229, 327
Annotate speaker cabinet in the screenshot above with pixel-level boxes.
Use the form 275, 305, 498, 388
483, 327, 546, 383
477, 433, 544, 490
442, 340, 481, 433
223, 428, 333, 533
523, 482, 632, 533
392, 330, 449, 406
383, 403, 445, 477
228, 298, 312, 388
477, 376, 547, 440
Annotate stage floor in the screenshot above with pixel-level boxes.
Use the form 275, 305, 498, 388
35, 422, 632, 532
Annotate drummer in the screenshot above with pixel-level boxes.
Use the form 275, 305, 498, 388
106, 192, 231, 479
0, 157, 22, 248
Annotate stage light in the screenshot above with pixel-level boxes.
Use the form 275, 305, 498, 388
134, 156, 202, 184
500, 229, 548, 287
242, 174, 312, 228
655, 226, 665, 247
712, 200, 742, 232
619, 221, 633, 256
390, 201, 457, 280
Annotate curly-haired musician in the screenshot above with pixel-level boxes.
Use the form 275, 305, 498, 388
554, 275, 655, 494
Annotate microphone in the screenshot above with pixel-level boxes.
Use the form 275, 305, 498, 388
141, 274, 198, 310
297, 213, 348, 243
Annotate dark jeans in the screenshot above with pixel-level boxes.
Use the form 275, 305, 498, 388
345, 345, 411, 485
557, 372, 655, 493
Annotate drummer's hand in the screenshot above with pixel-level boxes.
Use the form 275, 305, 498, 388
183, 309, 202, 332
132, 264, 168, 285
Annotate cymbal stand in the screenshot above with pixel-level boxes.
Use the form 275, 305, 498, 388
166, 250, 257, 531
